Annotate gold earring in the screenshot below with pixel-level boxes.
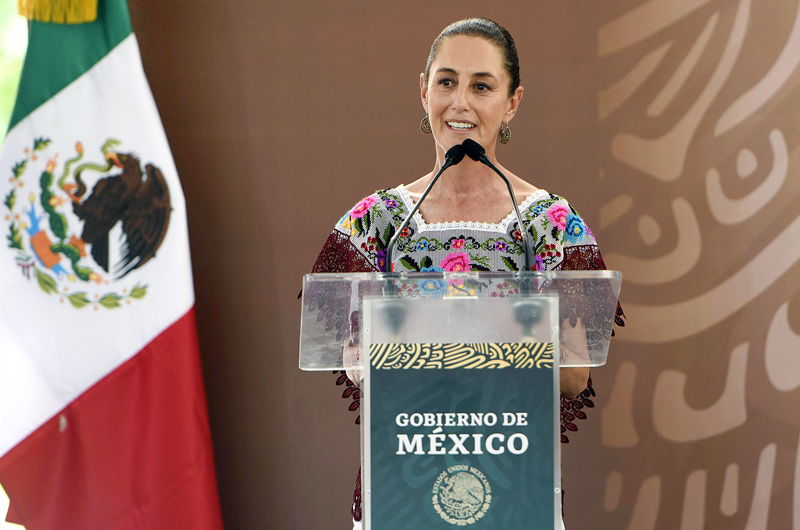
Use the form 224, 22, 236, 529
420, 114, 432, 134
499, 122, 511, 144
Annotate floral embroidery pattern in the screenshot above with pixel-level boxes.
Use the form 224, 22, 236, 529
335, 189, 605, 276
546, 204, 569, 230
417, 273, 448, 297
313, 187, 626, 522
537, 243, 563, 270
489, 281, 521, 298
351, 195, 378, 218
564, 213, 586, 244
440, 251, 471, 272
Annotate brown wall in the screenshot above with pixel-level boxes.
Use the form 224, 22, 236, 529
128, 1, 800, 528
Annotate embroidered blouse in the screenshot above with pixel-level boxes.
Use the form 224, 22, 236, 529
310, 186, 624, 522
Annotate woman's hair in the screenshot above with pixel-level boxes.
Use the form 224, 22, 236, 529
424, 18, 520, 97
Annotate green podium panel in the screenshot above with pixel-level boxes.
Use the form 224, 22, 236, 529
298, 271, 622, 530
361, 297, 561, 529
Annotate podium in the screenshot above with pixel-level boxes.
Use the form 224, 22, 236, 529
300, 271, 621, 529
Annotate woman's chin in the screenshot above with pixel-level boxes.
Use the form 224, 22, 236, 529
439, 132, 480, 149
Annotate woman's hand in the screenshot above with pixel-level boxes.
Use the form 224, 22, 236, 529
559, 318, 591, 397
343, 341, 362, 388
560, 366, 590, 398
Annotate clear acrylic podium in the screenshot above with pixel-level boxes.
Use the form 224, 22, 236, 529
300, 271, 621, 529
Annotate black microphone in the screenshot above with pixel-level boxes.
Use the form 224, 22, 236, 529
444, 142, 467, 165
380, 143, 466, 333
384, 143, 466, 272
461, 139, 533, 272
462, 139, 538, 326
462, 137, 485, 162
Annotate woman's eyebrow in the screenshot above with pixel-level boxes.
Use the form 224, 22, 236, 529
434, 67, 497, 80
435, 67, 458, 75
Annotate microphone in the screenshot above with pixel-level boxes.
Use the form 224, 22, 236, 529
462, 138, 539, 327
461, 139, 533, 272
380, 143, 466, 334
444, 142, 467, 165
462, 137, 485, 162
384, 143, 466, 272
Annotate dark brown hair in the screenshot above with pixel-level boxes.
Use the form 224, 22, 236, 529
424, 18, 520, 97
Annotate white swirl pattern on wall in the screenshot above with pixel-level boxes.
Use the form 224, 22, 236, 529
765, 302, 800, 392
652, 342, 748, 442
646, 13, 719, 117
715, 2, 800, 135
591, 0, 800, 527
706, 129, 788, 225
603, 198, 701, 285
610, 1, 749, 181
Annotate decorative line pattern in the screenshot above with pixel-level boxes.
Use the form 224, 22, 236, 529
369, 342, 554, 370
715, 0, 800, 135
395, 185, 547, 234
647, 13, 718, 117
610, 0, 750, 181
598, 41, 672, 120
595, 0, 800, 526
598, 0, 712, 57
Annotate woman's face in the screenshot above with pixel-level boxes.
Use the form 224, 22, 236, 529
421, 35, 523, 158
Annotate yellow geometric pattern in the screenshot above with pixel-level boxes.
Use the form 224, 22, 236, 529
370, 342, 553, 370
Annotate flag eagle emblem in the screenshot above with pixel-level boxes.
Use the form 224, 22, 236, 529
3, 137, 171, 309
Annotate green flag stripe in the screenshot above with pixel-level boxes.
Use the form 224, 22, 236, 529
8, 0, 132, 131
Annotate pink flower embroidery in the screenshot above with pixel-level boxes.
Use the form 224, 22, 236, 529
440, 252, 471, 272
546, 205, 569, 230
452, 238, 465, 249
351, 195, 378, 219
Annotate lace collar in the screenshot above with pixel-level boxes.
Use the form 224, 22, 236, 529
394, 184, 547, 233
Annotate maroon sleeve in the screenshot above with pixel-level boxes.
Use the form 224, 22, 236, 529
309, 230, 374, 522
307, 228, 373, 424
556, 245, 625, 443
311, 230, 378, 274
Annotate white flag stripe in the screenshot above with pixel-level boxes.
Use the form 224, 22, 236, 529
0, 34, 194, 457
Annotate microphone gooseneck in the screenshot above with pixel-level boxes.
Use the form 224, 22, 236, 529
384, 144, 466, 273
463, 139, 538, 325
461, 139, 533, 272
381, 144, 466, 333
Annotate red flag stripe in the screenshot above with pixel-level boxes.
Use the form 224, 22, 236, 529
0, 308, 223, 530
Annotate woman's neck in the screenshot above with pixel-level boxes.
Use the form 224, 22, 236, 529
428, 158, 506, 200
426, 142, 510, 200
402, 144, 538, 224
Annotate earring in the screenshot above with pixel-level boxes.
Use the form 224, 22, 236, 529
499, 122, 511, 144
420, 114, 432, 134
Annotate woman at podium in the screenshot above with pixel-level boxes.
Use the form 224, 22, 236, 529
310, 17, 623, 529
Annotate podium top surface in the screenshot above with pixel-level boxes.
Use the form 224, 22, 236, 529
299, 270, 621, 370
303, 270, 621, 281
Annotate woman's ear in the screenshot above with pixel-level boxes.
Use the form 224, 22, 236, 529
505, 85, 524, 123
420, 72, 429, 112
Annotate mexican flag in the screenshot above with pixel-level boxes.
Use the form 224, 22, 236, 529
0, 0, 224, 528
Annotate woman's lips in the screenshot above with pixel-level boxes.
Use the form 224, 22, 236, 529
446, 120, 476, 131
